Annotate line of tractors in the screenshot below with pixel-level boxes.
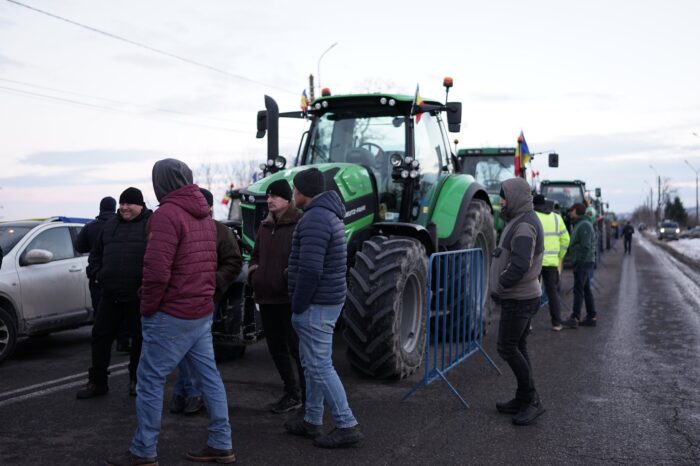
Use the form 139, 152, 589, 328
213, 79, 614, 379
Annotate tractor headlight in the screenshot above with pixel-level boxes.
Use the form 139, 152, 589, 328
274, 156, 287, 169
409, 170, 418, 179
401, 170, 409, 179
390, 153, 403, 167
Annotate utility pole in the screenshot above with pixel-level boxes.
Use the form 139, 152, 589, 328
650, 165, 661, 224
685, 160, 699, 226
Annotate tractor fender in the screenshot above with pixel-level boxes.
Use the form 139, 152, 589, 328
431, 175, 492, 247
366, 222, 436, 256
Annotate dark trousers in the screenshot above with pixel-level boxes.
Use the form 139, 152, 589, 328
541, 266, 563, 326
259, 303, 305, 400
88, 279, 102, 315
497, 297, 540, 404
89, 297, 142, 386
572, 262, 597, 320
623, 237, 632, 254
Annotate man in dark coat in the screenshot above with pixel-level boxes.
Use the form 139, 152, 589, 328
77, 188, 151, 399
105, 159, 234, 466
76, 196, 116, 313
562, 203, 598, 328
489, 177, 545, 426
169, 188, 242, 416
622, 221, 635, 254
283, 168, 363, 449
248, 179, 304, 414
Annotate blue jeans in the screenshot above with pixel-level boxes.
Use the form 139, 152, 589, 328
174, 358, 201, 398
130, 312, 231, 458
292, 303, 357, 428
572, 262, 597, 320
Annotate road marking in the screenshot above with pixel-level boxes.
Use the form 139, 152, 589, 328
0, 361, 129, 407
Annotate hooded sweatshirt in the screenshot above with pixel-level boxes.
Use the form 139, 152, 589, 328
288, 190, 347, 314
488, 177, 544, 301
140, 158, 217, 318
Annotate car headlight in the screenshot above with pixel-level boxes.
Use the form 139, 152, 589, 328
660, 228, 665, 233
676, 228, 680, 234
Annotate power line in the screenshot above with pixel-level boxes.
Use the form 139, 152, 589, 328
0, 85, 251, 134
6, 0, 296, 96
0, 77, 251, 127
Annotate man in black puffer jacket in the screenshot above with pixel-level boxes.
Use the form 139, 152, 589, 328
283, 168, 363, 449
77, 187, 152, 399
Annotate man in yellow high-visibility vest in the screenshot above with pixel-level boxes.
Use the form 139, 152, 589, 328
533, 195, 570, 331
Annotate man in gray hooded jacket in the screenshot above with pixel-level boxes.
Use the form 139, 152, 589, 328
489, 177, 545, 426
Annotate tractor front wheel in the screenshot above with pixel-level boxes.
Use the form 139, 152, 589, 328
343, 236, 427, 379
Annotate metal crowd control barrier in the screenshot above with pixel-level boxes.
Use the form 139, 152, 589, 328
403, 248, 501, 408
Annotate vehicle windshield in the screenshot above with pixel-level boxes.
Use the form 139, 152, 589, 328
460, 156, 514, 193
661, 221, 678, 228
540, 185, 585, 209
0, 225, 33, 255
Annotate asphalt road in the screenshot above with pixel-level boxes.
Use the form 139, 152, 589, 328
0, 235, 699, 465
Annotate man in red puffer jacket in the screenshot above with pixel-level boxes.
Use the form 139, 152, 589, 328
106, 158, 235, 466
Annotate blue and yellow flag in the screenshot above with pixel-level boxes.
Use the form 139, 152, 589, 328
300, 89, 310, 111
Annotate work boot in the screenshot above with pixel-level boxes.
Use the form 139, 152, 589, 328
496, 398, 523, 414
284, 417, 323, 439
76, 382, 108, 399
183, 396, 204, 415
169, 394, 186, 414
270, 394, 302, 414
512, 399, 545, 426
185, 446, 236, 464
579, 317, 597, 327
313, 425, 364, 449
104, 451, 158, 466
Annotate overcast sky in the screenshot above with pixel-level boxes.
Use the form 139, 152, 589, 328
1, 0, 700, 221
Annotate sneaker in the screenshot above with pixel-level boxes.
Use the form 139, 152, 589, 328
551, 324, 563, 332
270, 394, 302, 414
76, 382, 108, 399
313, 425, 364, 449
104, 451, 158, 466
284, 418, 323, 439
496, 398, 523, 414
512, 400, 545, 426
169, 394, 187, 414
185, 446, 236, 464
183, 396, 204, 415
561, 317, 579, 329
579, 317, 597, 327
129, 380, 137, 397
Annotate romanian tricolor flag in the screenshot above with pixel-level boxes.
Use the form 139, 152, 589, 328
300, 89, 310, 112
413, 84, 425, 123
515, 130, 531, 177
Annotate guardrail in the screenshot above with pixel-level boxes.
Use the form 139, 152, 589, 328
403, 248, 501, 408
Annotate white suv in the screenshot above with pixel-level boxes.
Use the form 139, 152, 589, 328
0, 217, 94, 363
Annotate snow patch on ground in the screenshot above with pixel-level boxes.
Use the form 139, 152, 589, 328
664, 238, 700, 263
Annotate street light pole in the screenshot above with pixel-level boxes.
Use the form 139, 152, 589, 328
649, 165, 661, 224
317, 42, 338, 95
685, 160, 699, 226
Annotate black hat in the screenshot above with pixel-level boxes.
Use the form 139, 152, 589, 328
119, 187, 145, 206
199, 188, 214, 207
293, 168, 325, 198
570, 203, 586, 215
266, 179, 292, 202
99, 196, 116, 213
533, 194, 546, 206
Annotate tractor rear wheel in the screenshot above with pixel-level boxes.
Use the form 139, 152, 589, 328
343, 236, 427, 379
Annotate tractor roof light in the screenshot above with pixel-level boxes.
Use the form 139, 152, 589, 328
321, 87, 331, 96
321, 101, 329, 108
388, 99, 396, 106
314, 103, 322, 110
443, 77, 454, 88
380, 97, 387, 105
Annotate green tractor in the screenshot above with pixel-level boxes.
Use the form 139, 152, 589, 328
235, 79, 496, 379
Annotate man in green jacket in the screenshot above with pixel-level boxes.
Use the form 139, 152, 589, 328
562, 203, 597, 328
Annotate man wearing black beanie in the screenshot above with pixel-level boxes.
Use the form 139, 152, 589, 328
284, 168, 363, 448
248, 178, 304, 414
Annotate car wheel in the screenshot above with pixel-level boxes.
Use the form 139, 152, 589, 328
0, 307, 18, 364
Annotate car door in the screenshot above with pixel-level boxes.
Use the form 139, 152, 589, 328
17, 225, 88, 323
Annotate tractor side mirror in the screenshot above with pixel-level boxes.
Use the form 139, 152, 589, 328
595, 187, 602, 198
256, 110, 267, 139
548, 152, 559, 167
446, 102, 462, 133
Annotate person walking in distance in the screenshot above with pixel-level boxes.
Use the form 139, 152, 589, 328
76, 188, 151, 399
562, 203, 598, 328
168, 188, 242, 417
622, 221, 635, 255
490, 178, 545, 426
248, 179, 305, 414
105, 159, 235, 466
533, 194, 570, 331
283, 168, 363, 448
